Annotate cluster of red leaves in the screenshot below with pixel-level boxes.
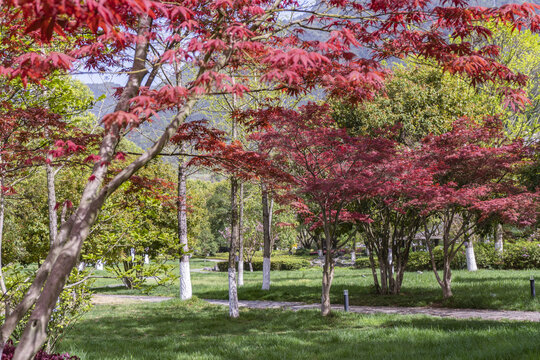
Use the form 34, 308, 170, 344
417, 117, 538, 226
249, 104, 538, 232
2, 0, 539, 131
122, 174, 177, 209
0, 106, 89, 173
250, 103, 396, 228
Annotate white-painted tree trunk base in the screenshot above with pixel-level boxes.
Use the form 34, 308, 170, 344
144, 254, 149, 264
317, 250, 323, 257
262, 257, 271, 290
466, 243, 478, 271
388, 248, 394, 275
228, 268, 239, 318
238, 261, 244, 286
351, 251, 356, 262
95, 260, 104, 271
495, 224, 503, 253
179, 259, 192, 300
130, 248, 135, 262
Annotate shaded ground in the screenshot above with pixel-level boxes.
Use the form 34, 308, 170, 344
59, 299, 540, 360
92, 268, 540, 311
206, 299, 540, 322
92, 294, 540, 322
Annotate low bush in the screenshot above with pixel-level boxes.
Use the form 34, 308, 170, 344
357, 242, 540, 272
354, 257, 376, 269
217, 256, 310, 272
406, 248, 466, 271
502, 241, 540, 269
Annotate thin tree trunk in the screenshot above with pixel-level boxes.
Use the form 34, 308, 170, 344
0, 176, 9, 319
261, 184, 272, 290
351, 238, 356, 263
178, 154, 192, 300
366, 241, 380, 293
321, 235, 334, 316
228, 177, 240, 318
495, 223, 503, 253
238, 182, 244, 286
45, 158, 58, 248
442, 258, 453, 298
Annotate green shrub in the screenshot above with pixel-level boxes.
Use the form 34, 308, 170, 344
354, 257, 376, 269
294, 248, 312, 257
406, 251, 433, 271
217, 256, 310, 272
502, 241, 540, 269
405, 242, 540, 271
1, 265, 93, 352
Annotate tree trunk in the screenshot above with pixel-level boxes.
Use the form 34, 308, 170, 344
95, 260, 104, 270
366, 241, 380, 293
228, 177, 240, 318
178, 155, 192, 300
0, 177, 9, 319
350, 238, 356, 263
238, 182, 244, 286
45, 159, 58, 249
321, 236, 335, 316
442, 258, 453, 298
495, 223, 503, 253
441, 233, 454, 299
465, 241, 477, 272
261, 184, 272, 290
8, 15, 196, 359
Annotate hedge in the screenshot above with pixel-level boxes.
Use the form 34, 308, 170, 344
355, 241, 540, 271
217, 256, 310, 272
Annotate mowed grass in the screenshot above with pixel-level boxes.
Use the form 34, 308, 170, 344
57, 298, 540, 360
93, 266, 540, 311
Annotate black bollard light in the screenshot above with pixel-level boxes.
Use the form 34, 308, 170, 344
531, 276, 536, 298
343, 289, 350, 312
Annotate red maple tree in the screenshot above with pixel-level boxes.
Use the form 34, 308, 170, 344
252, 103, 397, 315
418, 117, 538, 298
0, 1, 539, 357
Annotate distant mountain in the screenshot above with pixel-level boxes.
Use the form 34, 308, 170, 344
86, 82, 121, 119
86, 82, 208, 151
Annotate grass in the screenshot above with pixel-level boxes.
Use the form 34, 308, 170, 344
57, 298, 540, 360
92, 266, 540, 311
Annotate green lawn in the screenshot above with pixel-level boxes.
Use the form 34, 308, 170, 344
57, 298, 540, 360
92, 266, 540, 311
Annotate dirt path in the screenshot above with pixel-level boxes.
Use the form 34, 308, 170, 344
92, 295, 540, 322
204, 299, 540, 322
92, 294, 173, 305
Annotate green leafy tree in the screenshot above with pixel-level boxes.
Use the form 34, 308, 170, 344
333, 61, 495, 143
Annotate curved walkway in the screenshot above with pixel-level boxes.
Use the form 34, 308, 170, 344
92, 294, 540, 322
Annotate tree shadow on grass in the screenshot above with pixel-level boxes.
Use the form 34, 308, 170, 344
59, 300, 540, 360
